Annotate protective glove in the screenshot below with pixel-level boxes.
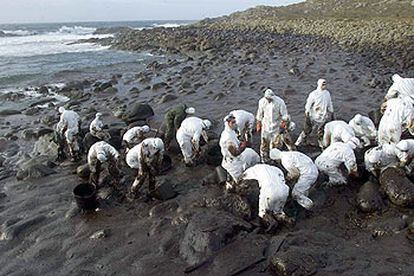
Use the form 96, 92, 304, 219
256, 121, 261, 133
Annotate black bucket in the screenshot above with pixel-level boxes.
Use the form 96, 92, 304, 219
73, 183, 98, 210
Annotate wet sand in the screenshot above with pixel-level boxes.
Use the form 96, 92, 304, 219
1, 25, 414, 275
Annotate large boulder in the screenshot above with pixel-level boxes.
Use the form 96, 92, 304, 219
120, 103, 154, 124
380, 167, 414, 207
356, 181, 384, 213
31, 134, 59, 160
16, 158, 56, 181
179, 209, 252, 266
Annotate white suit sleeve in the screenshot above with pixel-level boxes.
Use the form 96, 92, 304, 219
304, 92, 314, 114
256, 100, 264, 122
192, 129, 201, 150
279, 100, 289, 121
327, 93, 334, 113
343, 149, 357, 174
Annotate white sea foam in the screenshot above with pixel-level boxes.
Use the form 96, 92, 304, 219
0, 32, 112, 57
2, 29, 37, 36
152, 23, 183, 28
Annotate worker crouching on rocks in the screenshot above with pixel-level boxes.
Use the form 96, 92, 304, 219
122, 125, 152, 151
270, 148, 319, 210
241, 164, 294, 230
176, 116, 211, 167
164, 104, 195, 150
55, 106, 81, 161
87, 141, 120, 186
89, 112, 111, 141
126, 138, 164, 199
219, 114, 260, 191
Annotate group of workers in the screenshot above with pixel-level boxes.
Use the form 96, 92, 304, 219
55, 73, 414, 226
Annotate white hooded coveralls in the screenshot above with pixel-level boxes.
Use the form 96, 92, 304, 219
364, 144, 398, 177
296, 79, 334, 146
395, 139, 414, 166
305, 79, 334, 124
378, 97, 414, 145
230, 109, 255, 142
56, 108, 81, 155
385, 74, 414, 104
242, 164, 290, 218
256, 94, 290, 160
122, 125, 150, 147
315, 142, 357, 185
176, 117, 208, 164
90, 114, 110, 140
87, 141, 120, 184
219, 124, 260, 183
126, 138, 164, 192
348, 114, 377, 147
270, 150, 318, 209
321, 120, 356, 148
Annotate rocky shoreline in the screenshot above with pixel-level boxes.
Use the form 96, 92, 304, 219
1, 1, 414, 275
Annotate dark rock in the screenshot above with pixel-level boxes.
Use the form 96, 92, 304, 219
83, 133, 100, 153
380, 167, 414, 207
22, 107, 40, 116
16, 159, 56, 180
31, 134, 58, 159
205, 140, 222, 166
37, 86, 49, 95
151, 82, 168, 90
180, 209, 252, 266
122, 103, 154, 123
149, 201, 179, 217
152, 179, 177, 201
356, 181, 384, 213
129, 87, 140, 94
20, 129, 36, 140
203, 193, 252, 220
159, 94, 178, 103
0, 215, 46, 240
0, 109, 21, 116
214, 93, 225, 101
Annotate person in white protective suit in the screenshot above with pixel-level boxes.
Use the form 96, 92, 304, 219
126, 138, 164, 198
269, 148, 319, 210
256, 89, 295, 162
219, 115, 260, 190
395, 139, 414, 168
241, 164, 294, 225
87, 141, 120, 185
320, 120, 360, 149
176, 116, 211, 166
56, 106, 81, 161
315, 139, 359, 185
364, 144, 399, 177
296, 79, 334, 146
89, 113, 111, 140
384, 74, 414, 105
378, 97, 414, 145
122, 125, 152, 151
348, 114, 377, 147
229, 109, 255, 143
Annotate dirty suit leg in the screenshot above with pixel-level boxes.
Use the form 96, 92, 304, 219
259, 185, 289, 219
261, 131, 278, 163
316, 159, 346, 185
130, 167, 148, 195
66, 129, 79, 160
295, 116, 313, 146
177, 131, 194, 165
280, 131, 296, 151
89, 160, 101, 186
291, 172, 318, 209
164, 117, 175, 148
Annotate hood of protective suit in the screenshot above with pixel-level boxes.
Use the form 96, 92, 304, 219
388, 74, 414, 99
58, 106, 66, 114
152, 138, 164, 151
185, 107, 195, 115
202, 119, 212, 129
141, 125, 150, 132
264, 89, 275, 99
317, 79, 327, 91
367, 148, 382, 164
97, 152, 107, 162
96, 112, 102, 118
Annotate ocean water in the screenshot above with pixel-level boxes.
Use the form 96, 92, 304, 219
0, 21, 191, 92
